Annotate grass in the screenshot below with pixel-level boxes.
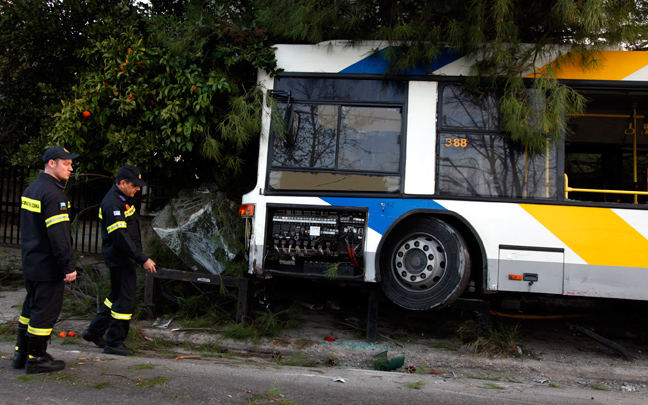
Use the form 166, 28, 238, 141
295, 338, 314, 349
322, 355, 337, 366
548, 382, 561, 388
92, 381, 113, 389
430, 342, 456, 351
391, 328, 415, 343
60, 337, 80, 345
480, 383, 506, 390
126, 328, 176, 351
276, 352, 318, 367
466, 373, 519, 383
405, 380, 426, 390
129, 363, 155, 370
466, 374, 500, 381
134, 376, 170, 388
0, 323, 16, 342
221, 304, 304, 343
17, 372, 83, 385
192, 343, 227, 354
414, 365, 430, 374
165, 393, 189, 399
591, 384, 610, 391
0, 323, 16, 335
178, 317, 218, 329
246, 386, 296, 405
461, 320, 523, 357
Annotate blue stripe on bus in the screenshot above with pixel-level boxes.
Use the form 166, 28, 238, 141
321, 197, 447, 235
339, 47, 463, 75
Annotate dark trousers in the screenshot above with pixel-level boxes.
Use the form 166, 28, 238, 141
21, 279, 65, 339
86, 265, 137, 347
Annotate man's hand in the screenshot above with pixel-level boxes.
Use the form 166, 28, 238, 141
64, 271, 77, 282
143, 258, 156, 273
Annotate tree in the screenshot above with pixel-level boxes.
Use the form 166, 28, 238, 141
255, 0, 648, 151
17, 1, 275, 193
0, 0, 141, 162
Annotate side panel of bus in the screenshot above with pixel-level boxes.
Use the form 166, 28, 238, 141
243, 44, 648, 310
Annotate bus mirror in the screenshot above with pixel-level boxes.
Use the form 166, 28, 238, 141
284, 102, 299, 147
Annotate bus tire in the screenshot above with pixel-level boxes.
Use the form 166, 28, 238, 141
380, 217, 470, 310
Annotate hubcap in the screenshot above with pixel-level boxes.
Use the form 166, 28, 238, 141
394, 235, 446, 290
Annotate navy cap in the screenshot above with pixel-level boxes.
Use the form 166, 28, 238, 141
42, 146, 80, 163
117, 165, 147, 187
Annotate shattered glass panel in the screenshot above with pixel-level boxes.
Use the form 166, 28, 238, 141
152, 186, 237, 274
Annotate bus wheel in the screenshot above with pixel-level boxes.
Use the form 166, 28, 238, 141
380, 217, 470, 310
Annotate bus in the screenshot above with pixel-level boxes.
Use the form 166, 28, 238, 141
239, 42, 648, 311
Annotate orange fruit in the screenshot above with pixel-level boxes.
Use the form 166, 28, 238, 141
59, 332, 67, 338
68, 331, 76, 337
82, 110, 91, 118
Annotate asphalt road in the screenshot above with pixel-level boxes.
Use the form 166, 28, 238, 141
0, 341, 638, 405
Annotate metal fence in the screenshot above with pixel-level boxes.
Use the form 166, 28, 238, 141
0, 160, 173, 255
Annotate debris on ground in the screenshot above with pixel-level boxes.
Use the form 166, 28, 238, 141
568, 324, 634, 361
153, 317, 173, 328
372, 351, 405, 371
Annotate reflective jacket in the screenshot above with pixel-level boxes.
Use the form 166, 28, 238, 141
20, 172, 75, 281
99, 184, 148, 267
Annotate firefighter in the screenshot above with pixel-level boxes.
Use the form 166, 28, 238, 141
13, 146, 79, 374
82, 165, 156, 355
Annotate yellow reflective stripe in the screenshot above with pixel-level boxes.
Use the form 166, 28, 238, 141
526, 51, 648, 81
520, 204, 648, 268
19, 316, 29, 325
111, 310, 132, 320
98, 208, 103, 220
21, 197, 41, 213
45, 214, 69, 227
104, 298, 113, 308
106, 221, 127, 234
124, 206, 135, 217
28, 325, 52, 336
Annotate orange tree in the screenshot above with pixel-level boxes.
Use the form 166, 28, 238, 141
0, 0, 140, 162
35, 3, 276, 190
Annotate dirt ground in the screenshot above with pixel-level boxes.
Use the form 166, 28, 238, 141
139, 279, 648, 399
2, 254, 648, 399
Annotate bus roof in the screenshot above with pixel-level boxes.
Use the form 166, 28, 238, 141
273, 42, 648, 82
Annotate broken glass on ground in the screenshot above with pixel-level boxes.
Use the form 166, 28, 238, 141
152, 186, 239, 275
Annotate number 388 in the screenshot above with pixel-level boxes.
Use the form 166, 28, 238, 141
445, 138, 467, 148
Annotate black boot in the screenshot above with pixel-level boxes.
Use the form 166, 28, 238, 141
12, 324, 28, 369
25, 336, 65, 374
82, 329, 106, 348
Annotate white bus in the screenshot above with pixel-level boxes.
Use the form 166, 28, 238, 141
239, 42, 648, 311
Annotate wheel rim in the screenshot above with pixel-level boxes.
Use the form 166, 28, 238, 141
393, 235, 447, 291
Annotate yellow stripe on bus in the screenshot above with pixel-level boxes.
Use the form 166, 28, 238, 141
525, 51, 648, 81
520, 204, 648, 268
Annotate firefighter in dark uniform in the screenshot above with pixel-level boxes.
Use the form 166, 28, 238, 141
13, 146, 79, 374
82, 165, 156, 355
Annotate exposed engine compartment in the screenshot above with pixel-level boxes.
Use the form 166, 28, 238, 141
263, 206, 367, 277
